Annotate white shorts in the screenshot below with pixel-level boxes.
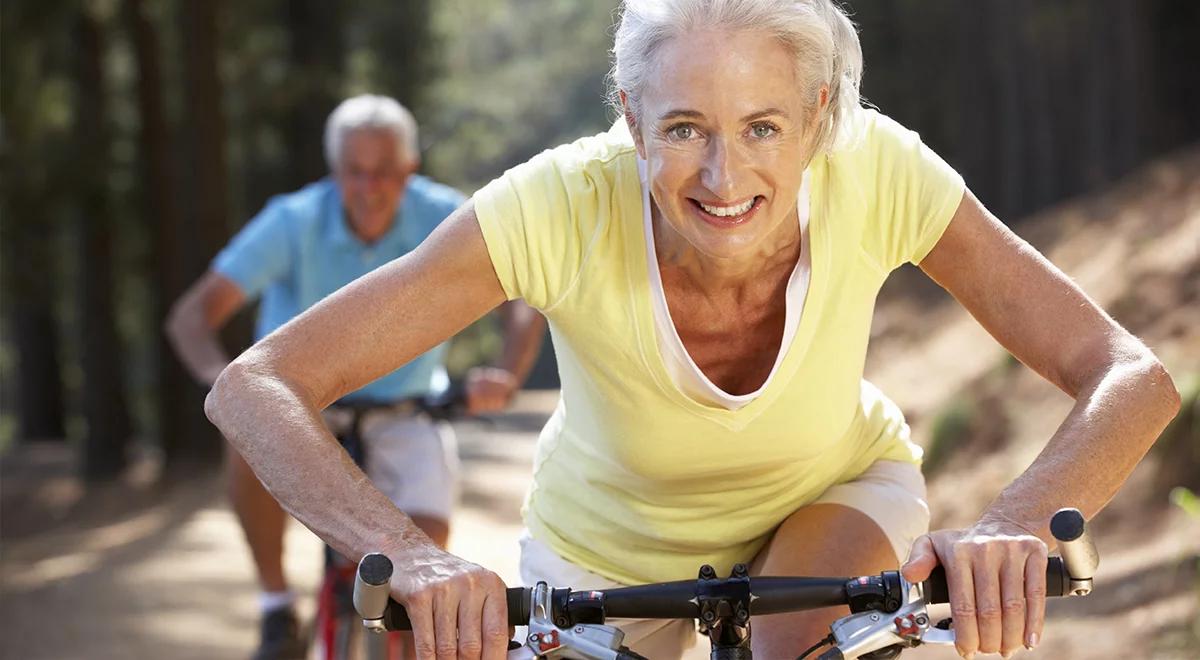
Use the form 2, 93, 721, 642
517, 460, 929, 660
322, 408, 460, 521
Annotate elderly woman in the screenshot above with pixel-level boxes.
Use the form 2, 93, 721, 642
206, 1, 1180, 658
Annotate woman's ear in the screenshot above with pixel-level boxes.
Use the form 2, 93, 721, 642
619, 90, 647, 159
812, 84, 831, 129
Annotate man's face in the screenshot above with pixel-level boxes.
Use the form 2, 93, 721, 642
334, 129, 415, 243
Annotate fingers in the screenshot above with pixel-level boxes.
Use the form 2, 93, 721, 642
481, 584, 513, 660
407, 592, 438, 660
997, 555, 1026, 657
433, 588, 461, 660
1023, 545, 1048, 652
901, 534, 937, 582
457, 573, 511, 660
944, 529, 1049, 659
946, 548, 980, 658
457, 584, 486, 660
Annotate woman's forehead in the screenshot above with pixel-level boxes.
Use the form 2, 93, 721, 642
642, 29, 805, 118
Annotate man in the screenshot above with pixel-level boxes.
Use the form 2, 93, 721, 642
166, 94, 544, 659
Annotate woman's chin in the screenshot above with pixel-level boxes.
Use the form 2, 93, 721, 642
684, 232, 764, 262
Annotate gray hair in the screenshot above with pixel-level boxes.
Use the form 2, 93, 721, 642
323, 94, 420, 170
610, 0, 863, 155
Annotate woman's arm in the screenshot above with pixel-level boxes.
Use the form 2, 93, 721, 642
900, 190, 1181, 657
205, 201, 513, 660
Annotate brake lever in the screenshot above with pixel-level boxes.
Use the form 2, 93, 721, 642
516, 582, 644, 660
823, 573, 935, 659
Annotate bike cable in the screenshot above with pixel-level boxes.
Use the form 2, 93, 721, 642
796, 633, 836, 660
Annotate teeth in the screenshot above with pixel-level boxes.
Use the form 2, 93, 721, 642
699, 198, 755, 217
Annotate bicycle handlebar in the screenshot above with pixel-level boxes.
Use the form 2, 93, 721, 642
357, 508, 1097, 635
360, 563, 1073, 631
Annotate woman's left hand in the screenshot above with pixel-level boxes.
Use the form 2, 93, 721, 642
901, 520, 1048, 658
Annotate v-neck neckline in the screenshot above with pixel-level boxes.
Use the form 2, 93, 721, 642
624, 154, 832, 429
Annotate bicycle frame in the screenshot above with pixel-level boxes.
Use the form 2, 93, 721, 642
313, 387, 469, 660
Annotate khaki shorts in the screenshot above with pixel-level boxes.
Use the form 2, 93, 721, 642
322, 408, 460, 521
518, 460, 929, 660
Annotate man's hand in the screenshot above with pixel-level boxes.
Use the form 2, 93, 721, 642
464, 366, 519, 415
901, 521, 1048, 658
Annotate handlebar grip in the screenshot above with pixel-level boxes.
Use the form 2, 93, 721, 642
922, 556, 1070, 604
1050, 508, 1098, 583
380, 587, 530, 630
354, 553, 394, 621
354, 552, 530, 630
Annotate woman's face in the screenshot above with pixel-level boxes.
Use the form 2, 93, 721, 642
629, 29, 823, 261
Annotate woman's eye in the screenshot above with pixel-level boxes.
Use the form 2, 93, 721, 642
668, 124, 696, 140
750, 123, 777, 139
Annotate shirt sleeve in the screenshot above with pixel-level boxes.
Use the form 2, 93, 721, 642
211, 197, 294, 300
860, 111, 966, 271
472, 145, 602, 311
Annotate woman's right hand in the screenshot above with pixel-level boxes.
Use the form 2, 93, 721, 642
391, 545, 513, 660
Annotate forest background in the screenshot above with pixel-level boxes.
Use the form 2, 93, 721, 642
1, 0, 1197, 487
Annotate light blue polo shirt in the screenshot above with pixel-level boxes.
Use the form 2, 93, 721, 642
213, 175, 464, 403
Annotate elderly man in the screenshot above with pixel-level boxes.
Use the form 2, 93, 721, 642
166, 94, 544, 659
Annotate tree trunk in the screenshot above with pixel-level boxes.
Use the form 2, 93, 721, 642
74, 8, 132, 480
0, 7, 69, 443
4, 285, 66, 442
285, 0, 344, 187
163, 0, 231, 470
124, 0, 193, 467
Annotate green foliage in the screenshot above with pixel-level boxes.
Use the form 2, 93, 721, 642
421, 0, 621, 192
1171, 487, 1200, 519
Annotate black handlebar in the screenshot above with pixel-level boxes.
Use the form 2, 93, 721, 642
371, 577, 850, 630
359, 508, 1097, 632
920, 556, 1070, 604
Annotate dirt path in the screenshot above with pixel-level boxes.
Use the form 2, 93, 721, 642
2, 385, 1197, 659
0, 394, 546, 660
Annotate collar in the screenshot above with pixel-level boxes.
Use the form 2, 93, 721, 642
325, 176, 416, 249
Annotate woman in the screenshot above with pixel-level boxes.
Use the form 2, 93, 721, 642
206, 1, 1181, 658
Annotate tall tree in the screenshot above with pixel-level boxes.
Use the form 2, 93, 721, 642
163, 0, 232, 470
0, 5, 72, 443
124, 0, 191, 466
357, 0, 435, 121
74, 6, 133, 480
284, 0, 345, 187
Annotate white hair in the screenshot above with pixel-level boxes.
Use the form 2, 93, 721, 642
323, 94, 420, 170
610, 0, 863, 155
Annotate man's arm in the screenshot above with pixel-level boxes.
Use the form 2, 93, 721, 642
465, 301, 547, 413
165, 271, 248, 386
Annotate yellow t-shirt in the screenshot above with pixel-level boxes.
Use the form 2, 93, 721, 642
474, 108, 965, 585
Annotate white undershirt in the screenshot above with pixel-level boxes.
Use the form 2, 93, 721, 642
641, 159, 812, 411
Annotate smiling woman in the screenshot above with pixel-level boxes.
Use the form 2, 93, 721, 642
204, 1, 1182, 659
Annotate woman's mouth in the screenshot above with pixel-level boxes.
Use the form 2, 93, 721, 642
689, 195, 765, 227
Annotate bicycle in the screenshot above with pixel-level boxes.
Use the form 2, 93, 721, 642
312, 386, 470, 660
351, 508, 1099, 659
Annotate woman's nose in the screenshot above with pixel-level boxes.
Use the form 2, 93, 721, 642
700, 138, 744, 199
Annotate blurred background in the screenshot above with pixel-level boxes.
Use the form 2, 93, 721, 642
1, 1, 1197, 658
